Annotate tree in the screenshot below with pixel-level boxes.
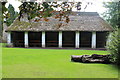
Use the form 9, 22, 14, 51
0, 2, 7, 38
106, 28, 119, 64
18, 2, 82, 28
102, 2, 120, 28
18, 2, 54, 21
103, 2, 120, 65
0, 2, 18, 42
5, 4, 18, 26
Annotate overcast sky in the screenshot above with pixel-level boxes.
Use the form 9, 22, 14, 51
5, 0, 113, 15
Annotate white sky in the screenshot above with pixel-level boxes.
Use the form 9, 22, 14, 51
5, 0, 112, 15
6, 0, 21, 12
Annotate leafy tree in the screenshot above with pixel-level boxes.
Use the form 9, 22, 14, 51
5, 4, 18, 26
106, 28, 119, 64
0, 2, 18, 42
18, 2, 54, 21
0, 2, 7, 38
18, 2, 82, 28
103, 2, 120, 65
102, 2, 120, 28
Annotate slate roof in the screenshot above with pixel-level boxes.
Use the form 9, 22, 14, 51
6, 12, 113, 32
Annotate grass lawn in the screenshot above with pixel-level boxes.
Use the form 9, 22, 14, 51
2, 47, 118, 78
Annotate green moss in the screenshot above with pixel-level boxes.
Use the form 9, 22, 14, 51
7, 20, 38, 31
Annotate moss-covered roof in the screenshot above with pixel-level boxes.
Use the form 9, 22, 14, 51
6, 12, 113, 32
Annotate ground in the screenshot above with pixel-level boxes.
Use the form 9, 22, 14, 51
2, 46, 118, 78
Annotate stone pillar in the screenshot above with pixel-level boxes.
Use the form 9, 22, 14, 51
59, 31, 62, 48
7, 32, 12, 47
42, 31, 45, 48
24, 32, 29, 47
92, 31, 96, 48
75, 31, 80, 48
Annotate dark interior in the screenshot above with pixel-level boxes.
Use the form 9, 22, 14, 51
28, 32, 42, 47
96, 32, 107, 48
11, 31, 24, 47
62, 31, 75, 47
11, 31, 108, 48
80, 32, 92, 48
46, 31, 58, 47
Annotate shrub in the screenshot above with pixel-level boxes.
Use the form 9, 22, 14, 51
106, 28, 120, 64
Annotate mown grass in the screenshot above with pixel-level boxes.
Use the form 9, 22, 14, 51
2, 46, 118, 78
0, 44, 2, 79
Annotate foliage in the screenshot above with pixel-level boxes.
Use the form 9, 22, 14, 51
18, 2, 82, 27
102, 2, 120, 28
106, 28, 120, 64
5, 4, 18, 26
0, 2, 8, 23
1, 2, 8, 18
103, 2, 120, 64
0, 2, 7, 37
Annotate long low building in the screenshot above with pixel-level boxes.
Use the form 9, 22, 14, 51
5, 12, 113, 48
